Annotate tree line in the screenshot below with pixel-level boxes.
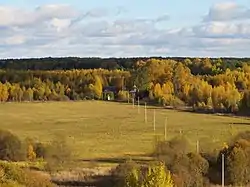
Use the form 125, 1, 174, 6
1, 57, 250, 115
0, 57, 249, 71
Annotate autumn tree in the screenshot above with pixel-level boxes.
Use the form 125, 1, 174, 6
125, 162, 174, 187
0, 82, 9, 102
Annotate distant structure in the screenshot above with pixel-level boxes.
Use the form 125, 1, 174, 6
102, 84, 149, 101
102, 86, 118, 101
129, 85, 138, 100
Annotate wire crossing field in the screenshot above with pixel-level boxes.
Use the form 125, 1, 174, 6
0, 101, 250, 160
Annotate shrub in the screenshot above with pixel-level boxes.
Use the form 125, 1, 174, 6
23, 169, 56, 187
160, 94, 178, 107
217, 137, 250, 186
170, 153, 209, 187
27, 144, 36, 161
24, 138, 48, 160
231, 131, 250, 143
124, 162, 174, 187
172, 97, 185, 109
153, 135, 191, 165
33, 142, 48, 159
0, 130, 24, 161
0, 161, 55, 187
226, 146, 249, 186
111, 160, 138, 186
0, 161, 26, 185
44, 135, 73, 172
117, 91, 129, 101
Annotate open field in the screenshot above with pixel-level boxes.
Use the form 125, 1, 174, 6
0, 101, 250, 165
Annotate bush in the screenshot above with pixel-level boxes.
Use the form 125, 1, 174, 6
172, 97, 185, 109
0, 130, 24, 161
170, 153, 209, 187
111, 160, 138, 186
33, 142, 48, 159
0, 161, 55, 187
153, 135, 191, 165
23, 169, 56, 187
157, 95, 185, 108
217, 138, 250, 186
117, 91, 129, 101
44, 135, 73, 172
0, 161, 26, 184
24, 138, 48, 160
231, 131, 250, 143
113, 161, 174, 187
124, 162, 174, 187
27, 144, 36, 161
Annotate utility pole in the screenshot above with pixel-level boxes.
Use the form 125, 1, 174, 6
153, 109, 156, 133
164, 117, 167, 141
144, 102, 147, 123
137, 97, 140, 114
196, 140, 199, 154
222, 153, 225, 187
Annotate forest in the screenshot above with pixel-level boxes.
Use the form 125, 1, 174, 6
0, 57, 250, 115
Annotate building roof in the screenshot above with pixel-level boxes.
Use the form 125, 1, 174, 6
103, 86, 117, 92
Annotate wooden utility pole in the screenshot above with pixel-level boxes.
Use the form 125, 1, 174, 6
164, 117, 167, 141
144, 102, 147, 123
137, 97, 140, 114
196, 140, 199, 154
153, 109, 156, 133
222, 153, 225, 187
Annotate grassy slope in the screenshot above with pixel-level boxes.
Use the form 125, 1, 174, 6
0, 101, 249, 162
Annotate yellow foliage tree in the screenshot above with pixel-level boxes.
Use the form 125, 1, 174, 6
154, 83, 163, 99
93, 76, 103, 99
27, 144, 36, 161
0, 83, 9, 102
162, 81, 174, 95
125, 162, 174, 187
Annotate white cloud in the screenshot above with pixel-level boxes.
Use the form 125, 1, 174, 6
4, 35, 26, 45
192, 22, 250, 39
0, 4, 78, 28
204, 2, 250, 22
0, 3, 250, 58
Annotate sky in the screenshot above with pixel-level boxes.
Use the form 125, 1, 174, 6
0, 0, 250, 58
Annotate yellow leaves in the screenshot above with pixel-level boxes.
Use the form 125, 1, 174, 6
153, 81, 174, 101
125, 162, 174, 187
145, 59, 175, 84
0, 82, 9, 102
162, 82, 174, 95
92, 75, 103, 99
125, 168, 140, 187
143, 162, 174, 187
154, 83, 163, 99
27, 144, 36, 161
223, 142, 229, 150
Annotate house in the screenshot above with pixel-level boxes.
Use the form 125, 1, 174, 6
102, 86, 118, 100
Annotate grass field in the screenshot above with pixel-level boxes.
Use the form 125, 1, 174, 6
0, 101, 250, 165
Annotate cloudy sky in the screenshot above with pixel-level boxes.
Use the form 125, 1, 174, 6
0, 0, 250, 58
